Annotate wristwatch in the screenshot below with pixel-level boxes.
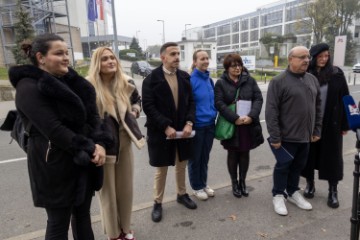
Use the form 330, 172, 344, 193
186, 121, 193, 127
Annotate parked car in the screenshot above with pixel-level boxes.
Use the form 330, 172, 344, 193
353, 63, 360, 73
131, 61, 154, 77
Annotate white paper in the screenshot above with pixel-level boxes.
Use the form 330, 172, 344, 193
236, 100, 252, 117
166, 130, 196, 140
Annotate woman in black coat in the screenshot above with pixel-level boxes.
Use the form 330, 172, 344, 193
214, 53, 264, 198
301, 43, 349, 208
9, 34, 110, 239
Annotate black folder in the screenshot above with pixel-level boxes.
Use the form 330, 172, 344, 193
267, 137, 294, 162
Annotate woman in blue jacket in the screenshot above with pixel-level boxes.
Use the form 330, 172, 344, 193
188, 50, 217, 201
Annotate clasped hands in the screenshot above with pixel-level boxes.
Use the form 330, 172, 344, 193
235, 116, 252, 125
165, 124, 192, 139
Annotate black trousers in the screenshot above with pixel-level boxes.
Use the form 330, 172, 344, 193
45, 192, 94, 240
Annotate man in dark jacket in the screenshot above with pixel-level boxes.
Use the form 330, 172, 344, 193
265, 46, 322, 216
142, 42, 196, 223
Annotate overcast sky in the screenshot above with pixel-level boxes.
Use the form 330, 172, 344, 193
114, 0, 281, 47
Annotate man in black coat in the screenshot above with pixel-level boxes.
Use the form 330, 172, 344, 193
142, 42, 196, 223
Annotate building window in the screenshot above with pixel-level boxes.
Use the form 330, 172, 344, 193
261, 26, 282, 37
250, 17, 259, 29
217, 35, 231, 46
217, 24, 231, 35
241, 19, 249, 31
180, 45, 185, 61
250, 30, 259, 41
217, 46, 231, 51
232, 21, 239, 32
232, 34, 239, 44
241, 32, 248, 43
261, 10, 283, 27
286, 5, 307, 21
204, 28, 215, 38
285, 22, 311, 35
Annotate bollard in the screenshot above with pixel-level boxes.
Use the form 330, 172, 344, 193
261, 67, 263, 82
265, 73, 267, 84
348, 72, 351, 84
354, 73, 356, 86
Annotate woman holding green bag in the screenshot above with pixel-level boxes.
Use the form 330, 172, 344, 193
214, 53, 264, 198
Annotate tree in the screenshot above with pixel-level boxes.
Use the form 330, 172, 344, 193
303, 0, 337, 44
333, 0, 360, 36
129, 37, 143, 54
12, 0, 35, 65
259, 33, 284, 58
324, 0, 360, 65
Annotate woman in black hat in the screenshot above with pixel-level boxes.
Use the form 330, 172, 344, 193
301, 43, 349, 208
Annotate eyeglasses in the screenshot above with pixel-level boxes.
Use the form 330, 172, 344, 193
230, 64, 242, 69
292, 55, 311, 60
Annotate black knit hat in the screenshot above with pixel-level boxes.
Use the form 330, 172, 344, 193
309, 43, 330, 58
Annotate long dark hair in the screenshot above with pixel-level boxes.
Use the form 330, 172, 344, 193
308, 52, 333, 86
20, 34, 65, 66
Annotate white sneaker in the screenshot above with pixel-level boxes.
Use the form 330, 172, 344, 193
288, 191, 312, 210
203, 186, 215, 197
194, 189, 208, 200
273, 195, 288, 216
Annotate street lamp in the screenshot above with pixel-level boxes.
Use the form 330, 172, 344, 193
136, 30, 141, 41
185, 23, 191, 40
157, 19, 165, 44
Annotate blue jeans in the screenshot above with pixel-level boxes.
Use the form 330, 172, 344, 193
272, 141, 309, 197
188, 124, 215, 190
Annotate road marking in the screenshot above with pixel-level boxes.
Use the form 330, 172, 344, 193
0, 157, 26, 164
2, 149, 357, 240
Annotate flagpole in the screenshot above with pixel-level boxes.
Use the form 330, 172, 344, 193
111, 0, 119, 57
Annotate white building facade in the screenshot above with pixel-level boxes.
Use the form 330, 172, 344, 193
185, 0, 360, 64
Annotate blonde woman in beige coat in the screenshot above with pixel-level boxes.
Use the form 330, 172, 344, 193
87, 47, 145, 240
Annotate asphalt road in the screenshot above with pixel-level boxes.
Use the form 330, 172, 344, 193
1, 68, 360, 239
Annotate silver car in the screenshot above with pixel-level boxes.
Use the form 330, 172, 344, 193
353, 63, 360, 73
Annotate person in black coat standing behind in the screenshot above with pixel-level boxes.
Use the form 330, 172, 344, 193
142, 42, 196, 223
301, 43, 350, 208
214, 53, 264, 198
8, 34, 109, 239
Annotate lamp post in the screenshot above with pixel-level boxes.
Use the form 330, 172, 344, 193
157, 20, 165, 44
136, 30, 141, 42
110, 0, 119, 57
185, 23, 191, 40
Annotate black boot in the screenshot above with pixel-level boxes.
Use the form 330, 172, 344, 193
239, 174, 249, 197
232, 180, 242, 198
327, 184, 339, 208
303, 179, 315, 199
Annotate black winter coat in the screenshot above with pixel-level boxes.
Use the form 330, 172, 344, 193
9, 65, 111, 208
302, 67, 349, 181
142, 66, 195, 167
214, 71, 264, 149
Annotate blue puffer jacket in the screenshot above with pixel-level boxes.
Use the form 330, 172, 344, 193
190, 68, 217, 128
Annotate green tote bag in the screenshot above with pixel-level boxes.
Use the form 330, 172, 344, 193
215, 88, 240, 140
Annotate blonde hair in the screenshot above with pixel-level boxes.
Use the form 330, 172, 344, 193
87, 47, 131, 117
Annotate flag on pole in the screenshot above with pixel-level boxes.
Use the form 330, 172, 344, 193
97, 0, 104, 20
88, 0, 98, 21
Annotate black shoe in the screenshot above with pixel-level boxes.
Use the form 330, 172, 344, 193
327, 185, 339, 208
303, 180, 315, 199
177, 193, 197, 209
151, 202, 162, 222
232, 180, 242, 198
239, 179, 249, 197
